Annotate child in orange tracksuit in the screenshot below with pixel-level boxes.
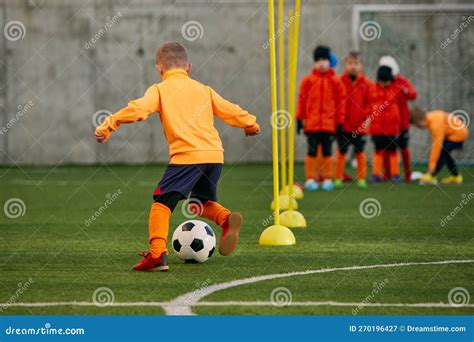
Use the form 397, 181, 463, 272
369, 66, 402, 183
412, 108, 468, 185
296, 46, 346, 191
379, 56, 417, 182
335, 51, 372, 189
95, 42, 260, 271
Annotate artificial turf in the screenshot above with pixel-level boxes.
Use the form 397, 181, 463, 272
0, 163, 472, 315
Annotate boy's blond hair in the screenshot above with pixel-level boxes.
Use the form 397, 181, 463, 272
156, 42, 189, 69
410, 106, 426, 126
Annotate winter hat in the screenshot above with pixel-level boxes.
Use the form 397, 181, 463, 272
313, 46, 330, 62
379, 56, 400, 76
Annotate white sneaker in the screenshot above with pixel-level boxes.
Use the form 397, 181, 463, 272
304, 179, 319, 191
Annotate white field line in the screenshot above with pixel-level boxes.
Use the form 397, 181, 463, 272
2, 301, 473, 308
165, 259, 474, 315
2, 260, 473, 314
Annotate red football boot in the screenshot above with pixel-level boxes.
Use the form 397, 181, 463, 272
133, 251, 169, 272
343, 173, 353, 182
219, 212, 242, 256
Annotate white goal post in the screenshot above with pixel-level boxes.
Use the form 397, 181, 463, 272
351, 3, 474, 50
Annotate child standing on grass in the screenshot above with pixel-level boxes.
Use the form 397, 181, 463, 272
411, 108, 468, 185
334, 51, 373, 189
95, 42, 260, 271
296, 45, 346, 191
379, 56, 417, 182
369, 66, 402, 183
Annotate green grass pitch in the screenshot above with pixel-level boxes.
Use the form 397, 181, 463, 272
0, 164, 473, 315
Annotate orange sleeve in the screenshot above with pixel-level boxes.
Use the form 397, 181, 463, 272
428, 115, 445, 172
398, 77, 417, 100
209, 87, 257, 128
296, 76, 311, 121
96, 85, 160, 139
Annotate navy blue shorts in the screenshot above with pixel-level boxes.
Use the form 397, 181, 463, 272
153, 164, 223, 201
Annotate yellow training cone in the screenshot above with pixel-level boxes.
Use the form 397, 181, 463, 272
280, 184, 304, 200
271, 194, 298, 211
280, 209, 307, 228
259, 225, 296, 245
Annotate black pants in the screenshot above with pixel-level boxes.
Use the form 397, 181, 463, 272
372, 135, 397, 152
306, 132, 335, 157
395, 128, 409, 149
337, 132, 367, 154
434, 140, 463, 176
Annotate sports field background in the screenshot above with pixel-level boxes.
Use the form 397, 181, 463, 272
1, 164, 472, 315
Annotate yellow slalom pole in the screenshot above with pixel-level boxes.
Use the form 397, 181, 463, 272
269, 0, 280, 226
279, 0, 306, 229
288, 0, 301, 210
278, 0, 287, 194
259, 0, 295, 245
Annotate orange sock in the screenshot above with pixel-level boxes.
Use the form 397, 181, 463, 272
389, 152, 400, 177
335, 151, 346, 180
149, 202, 171, 257
315, 147, 323, 179
323, 156, 332, 180
355, 152, 367, 180
305, 156, 317, 180
197, 201, 231, 236
372, 151, 383, 177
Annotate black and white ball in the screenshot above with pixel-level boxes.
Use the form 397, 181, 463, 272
172, 220, 216, 263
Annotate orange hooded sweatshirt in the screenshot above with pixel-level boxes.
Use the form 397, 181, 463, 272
425, 110, 468, 171
296, 68, 346, 134
96, 69, 257, 164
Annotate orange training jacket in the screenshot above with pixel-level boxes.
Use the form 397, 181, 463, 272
394, 75, 417, 131
426, 110, 468, 172
339, 72, 373, 135
368, 82, 402, 137
296, 68, 346, 134
96, 68, 257, 164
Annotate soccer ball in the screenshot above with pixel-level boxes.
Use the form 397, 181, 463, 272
172, 220, 216, 263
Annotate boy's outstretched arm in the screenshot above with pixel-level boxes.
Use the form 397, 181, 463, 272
95, 85, 161, 143
208, 87, 259, 136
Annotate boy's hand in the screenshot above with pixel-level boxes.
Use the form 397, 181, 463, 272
95, 128, 108, 143
244, 123, 260, 136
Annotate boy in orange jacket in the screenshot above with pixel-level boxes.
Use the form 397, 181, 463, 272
335, 51, 372, 189
95, 42, 260, 271
411, 108, 468, 185
296, 46, 346, 191
369, 66, 402, 183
